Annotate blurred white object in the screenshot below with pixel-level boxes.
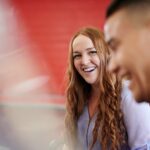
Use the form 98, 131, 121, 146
2, 75, 49, 95
62, 144, 69, 150
49, 137, 67, 150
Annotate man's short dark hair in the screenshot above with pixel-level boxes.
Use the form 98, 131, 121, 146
106, 0, 150, 18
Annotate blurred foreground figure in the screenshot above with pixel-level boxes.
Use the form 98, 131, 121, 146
104, 0, 150, 102
0, 1, 53, 150
0, 0, 50, 102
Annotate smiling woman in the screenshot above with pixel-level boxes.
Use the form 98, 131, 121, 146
65, 27, 128, 150
72, 34, 100, 85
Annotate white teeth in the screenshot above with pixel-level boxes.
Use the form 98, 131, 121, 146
83, 67, 95, 72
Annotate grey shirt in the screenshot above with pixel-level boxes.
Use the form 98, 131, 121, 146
77, 106, 101, 150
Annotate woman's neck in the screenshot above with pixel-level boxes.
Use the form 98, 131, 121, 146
88, 86, 100, 119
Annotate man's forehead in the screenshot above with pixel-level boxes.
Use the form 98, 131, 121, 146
105, 10, 126, 31
104, 10, 129, 42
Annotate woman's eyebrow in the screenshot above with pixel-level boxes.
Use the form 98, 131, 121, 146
86, 47, 95, 50
73, 47, 95, 54
73, 51, 80, 54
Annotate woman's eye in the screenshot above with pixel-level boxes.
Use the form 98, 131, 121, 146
89, 51, 97, 55
73, 54, 81, 59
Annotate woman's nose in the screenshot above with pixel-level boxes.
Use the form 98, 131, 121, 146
81, 54, 90, 65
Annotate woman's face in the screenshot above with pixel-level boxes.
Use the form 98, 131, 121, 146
72, 34, 100, 85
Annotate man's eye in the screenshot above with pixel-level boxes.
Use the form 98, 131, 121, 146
109, 42, 119, 52
110, 45, 116, 52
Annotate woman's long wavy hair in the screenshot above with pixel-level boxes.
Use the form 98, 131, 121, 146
65, 27, 127, 150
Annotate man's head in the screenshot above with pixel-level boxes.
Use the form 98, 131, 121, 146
104, 0, 150, 102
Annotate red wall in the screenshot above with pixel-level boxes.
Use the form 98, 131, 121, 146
12, 0, 109, 92
0, 0, 109, 104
